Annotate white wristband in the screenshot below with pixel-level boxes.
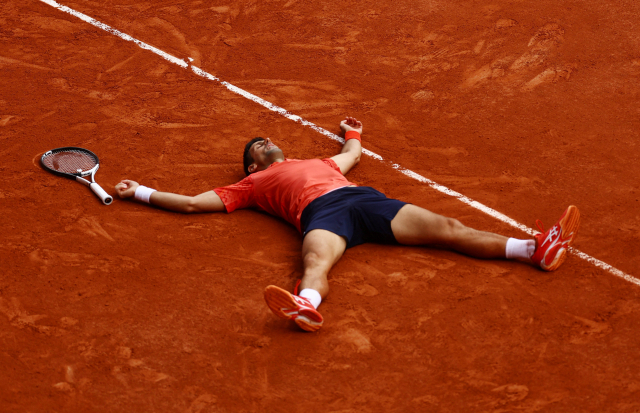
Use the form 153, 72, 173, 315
134, 185, 157, 204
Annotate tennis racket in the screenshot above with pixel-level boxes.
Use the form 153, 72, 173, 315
41, 147, 113, 205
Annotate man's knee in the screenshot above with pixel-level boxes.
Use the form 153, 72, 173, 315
303, 250, 325, 269
440, 217, 467, 243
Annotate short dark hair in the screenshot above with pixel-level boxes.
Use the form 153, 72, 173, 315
243, 137, 265, 176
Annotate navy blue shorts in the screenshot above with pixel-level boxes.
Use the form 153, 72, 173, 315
300, 186, 407, 249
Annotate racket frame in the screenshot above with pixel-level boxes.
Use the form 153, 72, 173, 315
41, 146, 113, 205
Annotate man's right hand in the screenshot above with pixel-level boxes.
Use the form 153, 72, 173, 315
340, 116, 363, 135
115, 179, 139, 199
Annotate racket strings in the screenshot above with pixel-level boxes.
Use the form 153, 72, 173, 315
43, 150, 97, 173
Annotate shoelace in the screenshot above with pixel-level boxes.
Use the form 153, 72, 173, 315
535, 219, 546, 234
294, 279, 301, 295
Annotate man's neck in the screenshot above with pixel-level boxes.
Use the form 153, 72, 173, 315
260, 158, 284, 172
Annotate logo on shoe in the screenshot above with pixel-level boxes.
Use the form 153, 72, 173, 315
542, 225, 574, 265
540, 225, 560, 248
293, 295, 312, 308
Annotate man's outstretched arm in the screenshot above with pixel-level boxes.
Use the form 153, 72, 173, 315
115, 180, 225, 213
331, 116, 363, 175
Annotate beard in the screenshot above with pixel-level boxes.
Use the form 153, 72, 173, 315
265, 147, 284, 160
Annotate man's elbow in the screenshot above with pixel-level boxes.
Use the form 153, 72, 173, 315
184, 197, 199, 213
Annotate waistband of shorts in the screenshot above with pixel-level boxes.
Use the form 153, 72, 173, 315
301, 186, 385, 229
317, 184, 353, 199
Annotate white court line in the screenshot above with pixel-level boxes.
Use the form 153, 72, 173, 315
37, 0, 639, 287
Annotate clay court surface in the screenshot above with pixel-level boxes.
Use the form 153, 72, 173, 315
2, 0, 640, 411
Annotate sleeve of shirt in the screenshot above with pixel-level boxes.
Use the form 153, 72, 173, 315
322, 158, 342, 173
213, 176, 255, 213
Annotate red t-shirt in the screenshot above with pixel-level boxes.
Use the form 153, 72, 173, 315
214, 158, 355, 232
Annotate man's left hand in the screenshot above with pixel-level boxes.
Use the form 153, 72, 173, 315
340, 116, 363, 135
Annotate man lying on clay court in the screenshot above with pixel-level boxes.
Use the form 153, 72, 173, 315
115, 117, 580, 332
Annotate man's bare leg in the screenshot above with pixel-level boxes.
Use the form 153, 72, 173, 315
390, 204, 509, 258
299, 229, 347, 298
390, 203, 581, 271
263, 229, 345, 332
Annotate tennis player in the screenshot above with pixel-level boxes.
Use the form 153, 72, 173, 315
115, 117, 580, 332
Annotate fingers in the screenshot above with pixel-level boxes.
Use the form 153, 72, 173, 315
115, 179, 138, 198
115, 184, 128, 198
340, 116, 363, 135
115, 181, 129, 191
117, 179, 138, 187
342, 116, 361, 127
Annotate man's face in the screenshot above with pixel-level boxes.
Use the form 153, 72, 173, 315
248, 138, 284, 173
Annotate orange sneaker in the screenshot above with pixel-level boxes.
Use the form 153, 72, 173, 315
531, 205, 581, 271
264, 285, 323, 332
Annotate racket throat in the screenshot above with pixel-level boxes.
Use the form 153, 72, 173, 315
75, 175, 92, 187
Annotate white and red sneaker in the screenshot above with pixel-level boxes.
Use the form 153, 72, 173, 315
264, 285, 323, 332
531, 205, 581, 271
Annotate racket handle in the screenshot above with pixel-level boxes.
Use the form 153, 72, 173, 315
90, 183, 113, 205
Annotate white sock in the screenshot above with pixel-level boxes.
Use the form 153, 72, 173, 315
505, 238, 536, 260
298, 289, 322, 309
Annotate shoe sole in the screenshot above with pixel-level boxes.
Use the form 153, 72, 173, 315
294, 315, 322, 333
544, 205, 581, 271
264, 285, 323, 332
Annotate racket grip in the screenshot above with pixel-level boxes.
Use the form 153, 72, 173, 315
90, 183, 113, 205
